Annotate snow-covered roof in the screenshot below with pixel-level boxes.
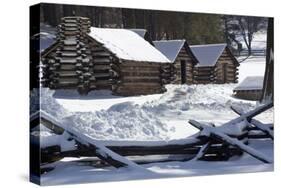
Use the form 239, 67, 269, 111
129, 29, 147, 38
153, 40, 186, 62
234, 76, 264, 91
88, 27, 170, 63
190, 43, 227, 67
39, 23, 57, 52
38, 32, 56, 52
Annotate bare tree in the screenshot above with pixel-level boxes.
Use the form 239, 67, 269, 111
223, 16, 266, 56
237, 16, 264, 55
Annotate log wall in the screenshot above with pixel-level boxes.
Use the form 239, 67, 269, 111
42, 16, 169, 96
172, 47, 195, 84
113, 61, 168, 96
233, 90, 263, 101
42, 17, 95, 94
214, 49, 239, 84
193, 48, 238, 84
193, 67, 215, 84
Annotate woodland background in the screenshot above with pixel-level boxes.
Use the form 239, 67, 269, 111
40, 3, 268, 55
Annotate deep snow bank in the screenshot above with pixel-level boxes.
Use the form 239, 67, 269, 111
37, 88, 172, 141
142, 84, 256, 115
34, 83, 272, 141
64, 102, 171, 140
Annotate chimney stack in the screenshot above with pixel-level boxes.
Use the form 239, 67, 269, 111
47, 16, 94, 95
58, 16, 91, 40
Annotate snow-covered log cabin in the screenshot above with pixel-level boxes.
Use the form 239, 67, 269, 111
190, 44, 239, 84
41, 17, 171, 96
233, 76, 264, 101
153, 40, 198, 84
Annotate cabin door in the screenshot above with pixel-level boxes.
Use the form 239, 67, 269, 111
180, 60, 187, 84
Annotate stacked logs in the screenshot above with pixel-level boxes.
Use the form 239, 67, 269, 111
213, 48, 239, 84
111, 61, 169, 96
41, 16, 171, 96
192, 48, 239, 84
193, 67, 215, 84
87, 38, 119, 90
43, 17, 95, 94
160, 64, 176, 85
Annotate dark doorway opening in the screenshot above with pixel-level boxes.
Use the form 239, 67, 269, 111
180, 60, 187, 84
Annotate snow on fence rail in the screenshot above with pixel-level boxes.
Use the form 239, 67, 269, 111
31, 102, 273, 174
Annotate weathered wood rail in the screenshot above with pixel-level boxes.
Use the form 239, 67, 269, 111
31, 102, 273, 174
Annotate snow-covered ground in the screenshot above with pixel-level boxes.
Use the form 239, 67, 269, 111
41, 138, 273, 185
36, 56, 270, 142
34, 26, 272, 183
238, 56, 266, 83
39, 83, 272, 141
236, 31, 267, 51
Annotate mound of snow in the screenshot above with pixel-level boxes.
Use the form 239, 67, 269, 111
40, 88, 71, 120
64, 102, 171, 140
39, 88, 173, 141
37, 83, 272, 141
142, 84, 256, 115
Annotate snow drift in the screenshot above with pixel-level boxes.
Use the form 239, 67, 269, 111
36, 88, 173, 141
142, 84, 256, 115
30, 82, 273, 141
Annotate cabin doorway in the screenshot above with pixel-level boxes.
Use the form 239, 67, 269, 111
180, 60, 187, 84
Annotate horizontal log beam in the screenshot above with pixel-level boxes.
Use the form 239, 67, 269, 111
188, 120, 272, 163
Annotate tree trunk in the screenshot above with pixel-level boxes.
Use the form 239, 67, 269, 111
148, 10, 156, 40
261, 18, 274, 102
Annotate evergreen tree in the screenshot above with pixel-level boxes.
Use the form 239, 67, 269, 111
185, 14, 224, 44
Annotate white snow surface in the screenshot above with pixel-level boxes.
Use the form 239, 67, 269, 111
39, 84, 272, 141
129, 28, 147, 38
236, 31, 267, 51
190, 43, 227, 67
234, 76, 264, 91
41, 139, 273, 185
32, 56, 272, 142
34, 55, 274, 185
153, 40, 186, 62
88, 27, 170, 63
238, 56, 266, 83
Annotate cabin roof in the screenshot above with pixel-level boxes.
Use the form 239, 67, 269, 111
190, 43, 227, 67
153, 40, 186, 62
129, 29, 147, 38
38, 32, 56, 52
234, 76, 264, 91
88, 27, 170, 63
129, 28, 154, 46
38, 23, 57, 52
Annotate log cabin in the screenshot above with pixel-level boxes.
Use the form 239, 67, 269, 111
190, 44, 239, 84
233, 76, 264, 101
153, 40, 198, 84
41, 17, 171, 96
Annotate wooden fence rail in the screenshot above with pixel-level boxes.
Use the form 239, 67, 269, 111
31, 102, 273, 174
